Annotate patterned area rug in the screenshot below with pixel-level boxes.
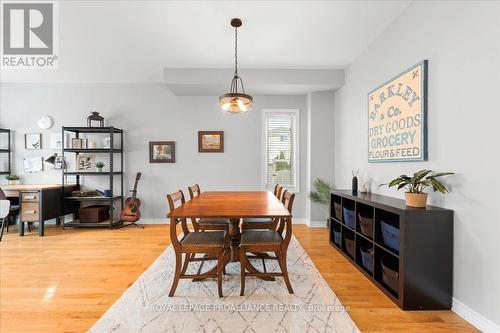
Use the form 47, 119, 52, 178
90, 236, 359, 333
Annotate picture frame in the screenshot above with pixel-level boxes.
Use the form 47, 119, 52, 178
367, 60, 428, 162
76, 154, 95, 171
198, 131, 224, 153
25, 133, 42, 150
50, 133, 63, 149
23, 157, 43, 173
72, 138, 83, 149
149, 141, 175, 163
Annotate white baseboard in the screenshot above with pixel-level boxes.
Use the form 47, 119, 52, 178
307, 220, 327, 228
137, 218, 166, 224
452, 298, 500, 333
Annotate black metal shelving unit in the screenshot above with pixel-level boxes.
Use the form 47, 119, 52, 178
0, 128, 11, 175
61, 126, 124, 228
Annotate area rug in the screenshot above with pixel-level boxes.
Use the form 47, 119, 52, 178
89, 236, 360, 333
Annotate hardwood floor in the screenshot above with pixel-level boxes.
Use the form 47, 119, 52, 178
0, 224, 478, 332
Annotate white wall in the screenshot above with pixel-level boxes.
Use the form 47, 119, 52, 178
0, 83, 308, 220
334, 1, 500, 329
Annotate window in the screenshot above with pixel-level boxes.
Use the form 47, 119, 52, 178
262, 109, 299, 191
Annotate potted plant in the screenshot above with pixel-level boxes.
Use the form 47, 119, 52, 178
381, 170, 454, 207
5, 174, 20, 185
95, 161, 105, 172
309, 178, 333, 224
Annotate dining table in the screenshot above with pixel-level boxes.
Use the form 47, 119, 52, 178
167, 191, 292, 266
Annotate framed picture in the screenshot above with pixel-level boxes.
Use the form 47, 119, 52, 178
368, 60, 428, 162
76, 154, 95, 171
72, 138, 83, 149
23, 157, 43, 173
25, 133, 42, 150
198, 131, 224, 153
149, 141, 175, 163
50, 133, 62, 149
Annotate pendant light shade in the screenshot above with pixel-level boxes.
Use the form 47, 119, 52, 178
219, 18, 253, 113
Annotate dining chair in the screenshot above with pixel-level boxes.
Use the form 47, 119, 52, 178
0, 200, 11, 241
188, 184, 229, 231
0, 188, 20, 234
167, 190, 228, 297
239, 190, 295, 295
241, 184, 283, 230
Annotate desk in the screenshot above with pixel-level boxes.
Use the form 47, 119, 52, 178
1, 184, 77, 236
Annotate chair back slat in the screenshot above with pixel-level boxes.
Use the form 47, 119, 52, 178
166, 190, 190, 246
273, 184, 283, 200
282, 190, 295, 213
277, 190, 295, 236
188, 184, 201, 200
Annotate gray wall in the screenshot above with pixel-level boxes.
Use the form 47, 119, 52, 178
0, 83, 308, 220
307, 91, 335, 223
334, 1, 500, 327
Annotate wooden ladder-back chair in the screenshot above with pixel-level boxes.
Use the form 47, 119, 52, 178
241, 184, 283, 231
167, 190, 228, 297
188, 184, 229, 231
239, 190, 295, 295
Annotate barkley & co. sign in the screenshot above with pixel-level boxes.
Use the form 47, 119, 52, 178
368, 61, 427, 162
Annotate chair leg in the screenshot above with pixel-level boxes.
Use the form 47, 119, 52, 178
180, 253, 192, 276
239, 247, 246, 296
0, 218, 5, 242
217, 251, 224, 298
169, 252, 183, 297
6, 216, 10, 233
277, 251, 294, 294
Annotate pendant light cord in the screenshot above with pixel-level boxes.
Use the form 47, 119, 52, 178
234, 26, 238, 76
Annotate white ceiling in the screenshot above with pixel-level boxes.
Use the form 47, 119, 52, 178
0, 0, 411, 84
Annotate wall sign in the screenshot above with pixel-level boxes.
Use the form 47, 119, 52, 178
368, 60, 427, 162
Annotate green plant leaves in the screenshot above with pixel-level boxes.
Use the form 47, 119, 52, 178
309, 178, 333, 206
381, 170, 453, 194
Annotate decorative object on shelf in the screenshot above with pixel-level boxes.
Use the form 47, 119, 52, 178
103, 137, 111, 149
37, 115, 53, 130
149, 141, 175, 163
25, 133, 42, 149
380, 169, 454, 208
5, 174, 20, 185
88, 140, 97, 149
71, 138, 83, 149
96, 189, 112, 197
71, 190, 98, 197
50, 133, 62, 149
309, 178, 333, 206
218, 18, 253, 113
76, 154, 95, 171
87, 111, 104, 127
368, 60, 428, 162
198, 131, 224, 152
23, 157, 43, 173
360, 177, 370, 193
96, 161, 105, 172
352, 170, 359, 194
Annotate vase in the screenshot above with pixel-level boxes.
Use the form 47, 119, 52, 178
8, 180, 19, 185
352, 176, 358, 195
405, 192, 428, 208
97, 167, 103, 172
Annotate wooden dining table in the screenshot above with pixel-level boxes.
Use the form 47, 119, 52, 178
167, 191, 291, 263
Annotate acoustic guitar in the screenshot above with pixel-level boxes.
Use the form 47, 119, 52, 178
120, 172, 142, 223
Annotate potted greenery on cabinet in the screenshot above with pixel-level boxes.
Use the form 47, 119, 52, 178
382, 169, 454, 207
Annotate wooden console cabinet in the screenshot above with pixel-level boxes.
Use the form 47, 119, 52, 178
329, 190, 453, 310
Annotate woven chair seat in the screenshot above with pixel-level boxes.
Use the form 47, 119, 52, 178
242, 217, 273, 223
240, 230, 282, 246
181, 231, 226, 247
198, 217, 229, 225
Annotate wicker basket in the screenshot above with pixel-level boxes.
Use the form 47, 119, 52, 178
358, 214, 373, 238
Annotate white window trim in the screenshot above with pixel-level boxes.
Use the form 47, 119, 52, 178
261, 108, 300, 192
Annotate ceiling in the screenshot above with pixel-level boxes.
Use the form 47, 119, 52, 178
0, 1, 411, 84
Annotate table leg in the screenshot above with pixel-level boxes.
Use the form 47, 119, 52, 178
19, 221, 24, 236
229, 218, 240, 262
39, 220, 44, 237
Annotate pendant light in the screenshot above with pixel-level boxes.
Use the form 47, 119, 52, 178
219, 18, 253, 113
